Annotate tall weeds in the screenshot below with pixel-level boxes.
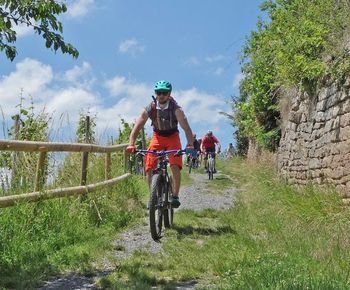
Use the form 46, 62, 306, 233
0, 99, 148, 289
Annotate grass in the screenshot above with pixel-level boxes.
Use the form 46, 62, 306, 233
98, 157, 350, 289
0, 154, 149, 289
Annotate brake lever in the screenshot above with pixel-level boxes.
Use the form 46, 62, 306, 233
174, 149, 185, 157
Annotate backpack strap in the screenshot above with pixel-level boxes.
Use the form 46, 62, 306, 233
150, 95, 157, 128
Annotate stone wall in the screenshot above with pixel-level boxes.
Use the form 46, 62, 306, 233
277, 79, 350, 196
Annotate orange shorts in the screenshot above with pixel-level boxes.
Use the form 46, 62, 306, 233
145, 132, 182, 172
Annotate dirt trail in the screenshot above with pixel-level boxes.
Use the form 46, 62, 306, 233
39, 171, 236, 290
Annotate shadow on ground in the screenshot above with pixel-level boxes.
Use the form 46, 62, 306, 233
173, 224, 236, 239
98, 263, 198, 290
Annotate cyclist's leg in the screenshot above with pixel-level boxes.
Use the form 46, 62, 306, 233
164, 133, 182, 207
170, 165, 181, 196
213, 152, 217, 173
207, 149, 215, 171
145, 133, 162, 188
204, 151, 208, 169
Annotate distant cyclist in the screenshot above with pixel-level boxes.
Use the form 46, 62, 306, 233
197, 138, 203, 166
186, 133, 201, 166
127, 80, 194, 208
200, 130, 221, 172
227, 143, 235, 157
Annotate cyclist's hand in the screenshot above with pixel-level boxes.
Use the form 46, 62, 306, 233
126, 145, 136, 153
185, 145, 194, 155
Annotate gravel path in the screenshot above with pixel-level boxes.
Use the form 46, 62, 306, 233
38, 171, 236, 290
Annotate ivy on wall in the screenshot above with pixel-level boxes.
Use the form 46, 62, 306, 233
232, 0, 350, 152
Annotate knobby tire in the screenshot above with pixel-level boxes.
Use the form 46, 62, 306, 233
208, 156, 214, 180
163, 176, 174, 228
149, 173, 163, 240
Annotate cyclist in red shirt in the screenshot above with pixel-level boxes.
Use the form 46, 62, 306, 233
200, 130, 221, 172
126, 80, 194, 208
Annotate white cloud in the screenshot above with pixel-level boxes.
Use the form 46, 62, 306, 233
0, 59, 227, 143
13, 23, 33, 38
119, 38, 145, 56
214, 67, 224, 75
184, 57, 200, 66
64, 62, 91, 82
61, 61, 96, 89
232, 73, 244, 88
46, 87, 98, 117
175, 88, 226, 124
66, 0, 95, 19
104, 76, 150, 99
206, 55, 225, 63
102, 76, 152, 130
0, 58, 98, 139
0, 58, 53, 115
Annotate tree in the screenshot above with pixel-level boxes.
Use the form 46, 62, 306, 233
0, 0, 79, 61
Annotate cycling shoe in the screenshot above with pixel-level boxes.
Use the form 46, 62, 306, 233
170, 196, 181, 208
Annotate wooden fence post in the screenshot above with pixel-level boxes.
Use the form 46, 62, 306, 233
124, 150, 129, 173
105, 152, 111, 180
11, 114, 20, 188
34, 151, 46, 191
80, 116, 90, 186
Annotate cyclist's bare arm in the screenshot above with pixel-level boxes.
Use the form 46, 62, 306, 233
175, 108, 194, 146
216, 141, 221, 152
129, 109, 148, 146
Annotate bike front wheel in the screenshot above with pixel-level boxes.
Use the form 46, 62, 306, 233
164, 204, 174, 228
208, 158, 214, 180
188, 158, 192, 174
164, 179, 174, 228
149, 174, 164, 240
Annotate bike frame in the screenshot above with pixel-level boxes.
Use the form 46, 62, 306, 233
136, 149, 185, 240
188, 151, 199, 173
207, 151, 215, 180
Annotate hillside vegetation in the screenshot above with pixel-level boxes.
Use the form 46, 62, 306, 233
0, 104, 148, 289
231, 0, 350, 153
98, 158, 350, 289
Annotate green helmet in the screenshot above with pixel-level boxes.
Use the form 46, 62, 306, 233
154, 80, 172, 92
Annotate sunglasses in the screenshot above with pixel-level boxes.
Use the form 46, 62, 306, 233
156, 91, 169, 96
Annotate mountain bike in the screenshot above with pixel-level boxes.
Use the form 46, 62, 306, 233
207, 152, 215, 180
188, 152, 199, 174
136, 149, 185, 241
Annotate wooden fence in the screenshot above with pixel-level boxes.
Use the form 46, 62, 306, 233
0, 139, 131, 208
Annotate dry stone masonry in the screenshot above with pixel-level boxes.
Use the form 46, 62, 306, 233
277, 79, 350, 196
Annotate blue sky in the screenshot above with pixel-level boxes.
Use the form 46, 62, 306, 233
0, 0, 265, 150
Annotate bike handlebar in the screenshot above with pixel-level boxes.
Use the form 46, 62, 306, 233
135, 149, 186, 157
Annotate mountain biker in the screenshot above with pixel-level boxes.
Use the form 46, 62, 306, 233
186, 133, 200, 166
197, 138, 203, 166
126, 80, 194, 208
227, 143, 235, 157
200, 130, 221, 172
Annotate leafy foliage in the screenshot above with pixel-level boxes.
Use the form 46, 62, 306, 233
0, 0, 79, 61
0, 102, 148, 288
75, 111, 96, 143
231, 0, 350, 152
9, 95, 50, 142
0, 95, 50, 191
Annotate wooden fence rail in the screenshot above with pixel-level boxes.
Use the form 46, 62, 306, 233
0, 139, 131, 208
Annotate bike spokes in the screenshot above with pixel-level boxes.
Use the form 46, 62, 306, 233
150, 174, 163, 240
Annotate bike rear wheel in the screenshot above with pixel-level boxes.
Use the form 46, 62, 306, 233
149, 174, 164, 240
